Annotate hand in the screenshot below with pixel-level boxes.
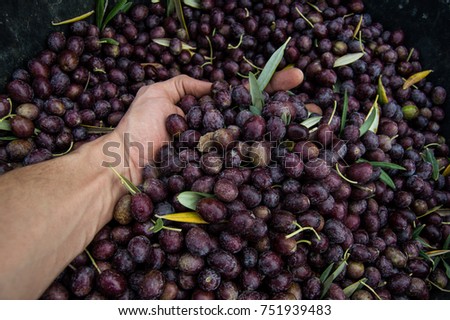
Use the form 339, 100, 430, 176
110, 68, 305, 184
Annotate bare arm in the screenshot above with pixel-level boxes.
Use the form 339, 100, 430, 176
0, 70, 304, 299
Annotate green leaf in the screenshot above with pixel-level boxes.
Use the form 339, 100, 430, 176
425, 250, 450, 258
174, 0, 189, 40
357, 159, 406, 171
183, 0, 201, 9
177, 191, 214, 211
443, 234, 450, 250
359, 96, 379, 137
412, 224, 426, 239
442, 259, 450, 279
0, 136, 17, 141
379, 169, 396, 190
257, 37, 291, 91
281, 112, 292, 126
319, 263, 334, 283
0, 119, 11, 131
102, 0, 131, 31
339, 90, 349, 136
320, 259, 348, 299
109, 165, 141, 195
333, 52, 365, 68
81, 124, 115, 134
424, 148, 440, 181
343, 278, 366, 298
150, 218, 165, 233
249, 72, 264, 115
301, 116, 322, 129
152, 38, 196, 50
96, 0, 108, 28
417, 205, 443, 219
167, 0, 175, 16
99, 38, 119, 46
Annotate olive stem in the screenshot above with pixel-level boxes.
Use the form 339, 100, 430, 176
361, 282, 382, 300
51, 10, 95, 26
295, 7, 314, 29
84, 249, 102, 274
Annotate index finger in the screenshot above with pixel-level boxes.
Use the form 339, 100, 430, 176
142, 75, 212, 104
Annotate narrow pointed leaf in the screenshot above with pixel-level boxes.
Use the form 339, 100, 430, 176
109, 166, 141, 195
321, 260, 348, 299
257, 37, 291, 91
425, 250, 450, 258
96, 0, 108, 28
301, 116, 322, 129
442, 259, 450, 279
0, 136, 18, 141
359, 96, 379, 136
417, 205, 443, 219
102, 0, 131, 31
339, 90, 349, 136
333, 52, 365, 68
167, 0, 175, 15
249, 72, 264, 115
424, 148, 440, 181
403, 70, 433, 90
412, 224, 426, 239
177, 191, 214, 210
99, 38, 119, 46
152, 38, 196, 50
281, 112, 291, 126
183, 0, 201, 9
352, 15, 363, 39
379, 169, 396, 190
53, 10, 95, 26
343, 278, 366, 298
174, 0, 189, 40
157, 212, 209, 224
378, 76, 389, 104
358, 160, 406, 171
319, 263, 334, 283
0, 120, 11, 131
443, 163, 450, 177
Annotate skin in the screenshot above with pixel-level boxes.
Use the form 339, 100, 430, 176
0, 69, 304, 299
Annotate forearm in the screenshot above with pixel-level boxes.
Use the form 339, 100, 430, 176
0, 134, 126, 299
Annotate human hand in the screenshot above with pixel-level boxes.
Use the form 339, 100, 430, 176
109, 68, 305, 184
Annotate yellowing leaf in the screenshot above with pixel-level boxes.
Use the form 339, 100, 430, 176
377, 76, 389, 105
156, 212, 209, 224
443, 164, 450, 177
353, 15, 363, 39
425, 249, 450, 258
52, 10, 95, 26
403, 70, 433, 90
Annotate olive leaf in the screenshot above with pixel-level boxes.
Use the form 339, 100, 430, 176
81, 124, 115, 134
177, 191, 215, 211
412, 224, 426, 239
0, 119, 11, 131
320, 258, 348, 299
257, 37, 291, 91
301, 116, 322, 129
0, 136, 17, 141
339, 90, 349, 136
333, 52, 365, 68
319, 263, 335, 283
417, 205, 443, 219
424, 148, 440, 181
96, 0, 108, 29
281, 112, 292, 126
442, 259, 450, 279
343, 278, 366, 298
183, 0, 201, 9
173, 0, 190, 40
352, 15, 363, 39
379, 169, 396, 190
444, 234, 450, 250
109, 165, 141, 195
249, 72, 264, 115
152, 38, 196, 50
357, 159, 406, 171
156, 212, 208, 224
150, 218, 165, 233
101, 0, 133, 31
52, 10, 95, 26
403, 70, 433, 90
99, 38, 120, 46
377, 76, 389, 105
359, 96, 379, 137
425, 250, 450, 258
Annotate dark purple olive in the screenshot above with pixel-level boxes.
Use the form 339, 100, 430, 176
7, 79, 34, 103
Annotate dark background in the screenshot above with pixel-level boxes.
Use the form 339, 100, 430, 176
0, 0, 449, 298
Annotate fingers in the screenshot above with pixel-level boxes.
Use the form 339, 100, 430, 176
144, 75, 212, 104
264, 68, 304, 93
